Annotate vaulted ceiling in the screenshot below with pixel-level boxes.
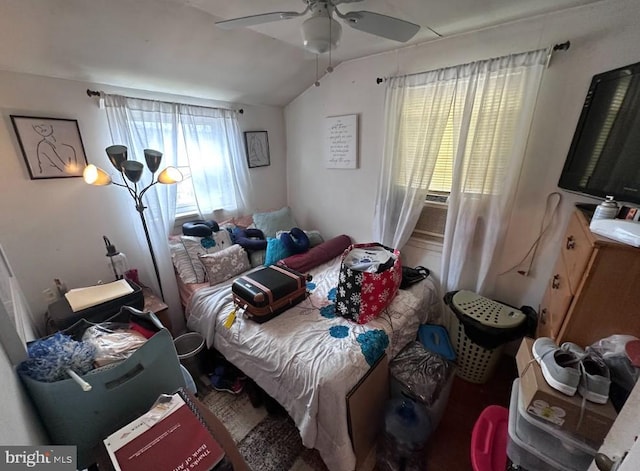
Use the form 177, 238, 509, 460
0, 0, 603, 107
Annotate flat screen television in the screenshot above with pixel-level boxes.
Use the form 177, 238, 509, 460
558, 61, 640, 205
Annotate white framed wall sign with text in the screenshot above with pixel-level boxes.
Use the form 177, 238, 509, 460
324, 114, 358, 169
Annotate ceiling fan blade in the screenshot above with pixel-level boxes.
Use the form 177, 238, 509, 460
342, 11, 420, 42
215, 11, 302, 29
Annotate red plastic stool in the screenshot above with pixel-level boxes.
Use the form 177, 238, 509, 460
470, 405, 509, 471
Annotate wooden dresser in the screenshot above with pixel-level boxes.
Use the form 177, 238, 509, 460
536, 209, 640, 347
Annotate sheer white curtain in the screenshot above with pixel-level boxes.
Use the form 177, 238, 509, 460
373, 70, 458, 249
105, 95, 182, 322
179, 105, 252, 216
373, 49, 547, 297
442, 50, 547, 296
104, 95, 252, 328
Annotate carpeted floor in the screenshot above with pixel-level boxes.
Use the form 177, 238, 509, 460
201, 388, 329, 471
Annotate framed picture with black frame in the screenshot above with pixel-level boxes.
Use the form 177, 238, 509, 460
10, 115, 88, 179
244, 131, 270, 168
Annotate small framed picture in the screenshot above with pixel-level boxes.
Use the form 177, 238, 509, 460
10, 115, 88, 179
244, 131, 270, 168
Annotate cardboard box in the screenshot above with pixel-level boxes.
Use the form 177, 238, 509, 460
347, 353, 389, 468
516, 337, 617, 446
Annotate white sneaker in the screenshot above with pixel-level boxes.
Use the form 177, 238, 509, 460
532, 338, 581, 396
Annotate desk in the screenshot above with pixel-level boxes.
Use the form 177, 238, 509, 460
142, 287, 172, 334
93, 391, 249, 471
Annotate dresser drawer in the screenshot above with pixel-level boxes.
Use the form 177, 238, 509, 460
538, 208, 640, 347
560, 211, 593, 294
537, 255, 573, 341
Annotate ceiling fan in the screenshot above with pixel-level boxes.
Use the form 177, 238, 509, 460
215, 0, 421, 55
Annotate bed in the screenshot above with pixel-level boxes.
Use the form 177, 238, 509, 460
184, 253, 441, 471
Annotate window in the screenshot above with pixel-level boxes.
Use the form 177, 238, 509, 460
131, 119, 234, 217
398, 70, 528, 240
175, 137, 196, 216
397, 72, 523, 197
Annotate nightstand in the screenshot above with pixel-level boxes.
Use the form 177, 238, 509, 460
142, 287, 173, 334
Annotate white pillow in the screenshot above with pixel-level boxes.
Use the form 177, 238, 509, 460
173, 231, 233, 284
169, 240, 202, 285
199, 245, 251, 286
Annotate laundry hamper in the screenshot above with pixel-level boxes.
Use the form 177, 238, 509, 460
445, 290, 528, 384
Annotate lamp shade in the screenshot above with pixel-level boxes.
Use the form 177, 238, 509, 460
144, 149, 163, 173
105, 145, 128, 171
83, 164, 112, 186
84, 144, 175, 301
122, 160, 144, 183
302, 15, 342, 54
157, 166, 183, 184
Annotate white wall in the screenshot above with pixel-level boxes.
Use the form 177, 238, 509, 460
285, 0, 640, 309
0, 343, 48, 445
0, 71, 287, 333
0, 301, 48, 445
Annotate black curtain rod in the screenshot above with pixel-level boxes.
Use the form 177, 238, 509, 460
375, 41, 571, 84
85, 89, 244, 114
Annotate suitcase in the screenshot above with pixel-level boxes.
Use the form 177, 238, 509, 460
232, 265, 307, 323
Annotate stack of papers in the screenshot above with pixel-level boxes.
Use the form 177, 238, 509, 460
64, 279, 134, 312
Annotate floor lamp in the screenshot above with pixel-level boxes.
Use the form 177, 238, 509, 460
83, 145, 182, 300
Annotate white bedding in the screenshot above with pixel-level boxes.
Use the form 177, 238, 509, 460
186, 256, 440, 471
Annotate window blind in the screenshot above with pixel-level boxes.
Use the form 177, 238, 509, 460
397, 69, 527, 196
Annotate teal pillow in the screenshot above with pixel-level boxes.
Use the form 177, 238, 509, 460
264, 238, 292, 266
253, 207, 298, 238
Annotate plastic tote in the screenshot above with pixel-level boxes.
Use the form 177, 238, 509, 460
470, 405, 509, 471
511, 379, 596, 470
18, 308, 186, 469
507, 379, 595, 471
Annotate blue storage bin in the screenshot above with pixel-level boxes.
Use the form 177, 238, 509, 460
418, 324, 456, 361
19, 309, 186, 469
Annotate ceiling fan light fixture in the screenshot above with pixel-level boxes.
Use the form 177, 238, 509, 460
302, 15, 342, 54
